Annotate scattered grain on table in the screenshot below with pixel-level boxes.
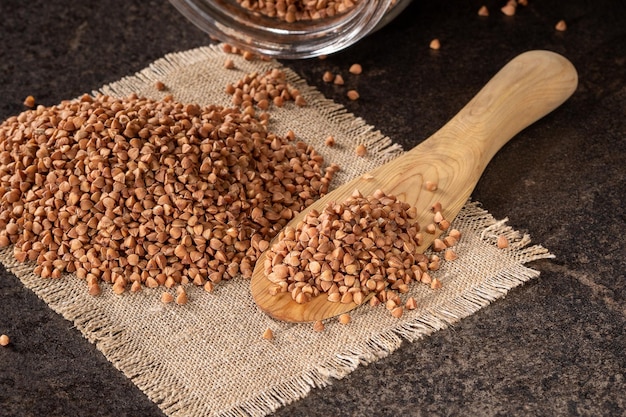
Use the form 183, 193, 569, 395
405, 297, 417, 310
430, 277, 442, 290
443, 235, 458, 247
346, 90, 360, 101
221, 43, 269, 62
349, 64, 362, 75
448, 229, 461, 240
224, 58, 235, 69
444, 248, 458, 261
391, 306, 404, 318
313, 320, 325, 332
23, 96, 36, 108
501, 0, 516, 16
175, 287, 188, 305
338, 313, 351, 324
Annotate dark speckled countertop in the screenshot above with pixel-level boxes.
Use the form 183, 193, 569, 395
1, 0, 625, 416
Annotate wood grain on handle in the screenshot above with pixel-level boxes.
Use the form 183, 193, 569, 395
251, 50, 578, 323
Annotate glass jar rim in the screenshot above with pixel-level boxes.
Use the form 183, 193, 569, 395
169, 0, 400, 59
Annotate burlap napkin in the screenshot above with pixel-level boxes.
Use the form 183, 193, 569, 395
0, 45, 553, 417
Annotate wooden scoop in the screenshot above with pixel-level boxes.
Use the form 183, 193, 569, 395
251, 50, 578, 323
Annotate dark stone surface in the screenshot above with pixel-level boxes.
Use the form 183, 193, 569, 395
1, 0, 624, 416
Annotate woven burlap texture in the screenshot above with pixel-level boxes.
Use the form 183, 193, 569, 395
0, 45, 554, 417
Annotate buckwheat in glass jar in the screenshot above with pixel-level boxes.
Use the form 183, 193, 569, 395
168, 0, 413, 58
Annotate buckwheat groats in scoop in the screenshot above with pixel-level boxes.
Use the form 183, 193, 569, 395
263, 189, 458, 309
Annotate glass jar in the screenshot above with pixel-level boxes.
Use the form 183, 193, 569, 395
168, 0, 413, 59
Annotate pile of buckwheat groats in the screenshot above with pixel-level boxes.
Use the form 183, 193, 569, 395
0, 93, 337, 298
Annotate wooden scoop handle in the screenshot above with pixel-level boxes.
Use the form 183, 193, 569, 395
250, 50, 578, 323
382, 50, 579, 230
